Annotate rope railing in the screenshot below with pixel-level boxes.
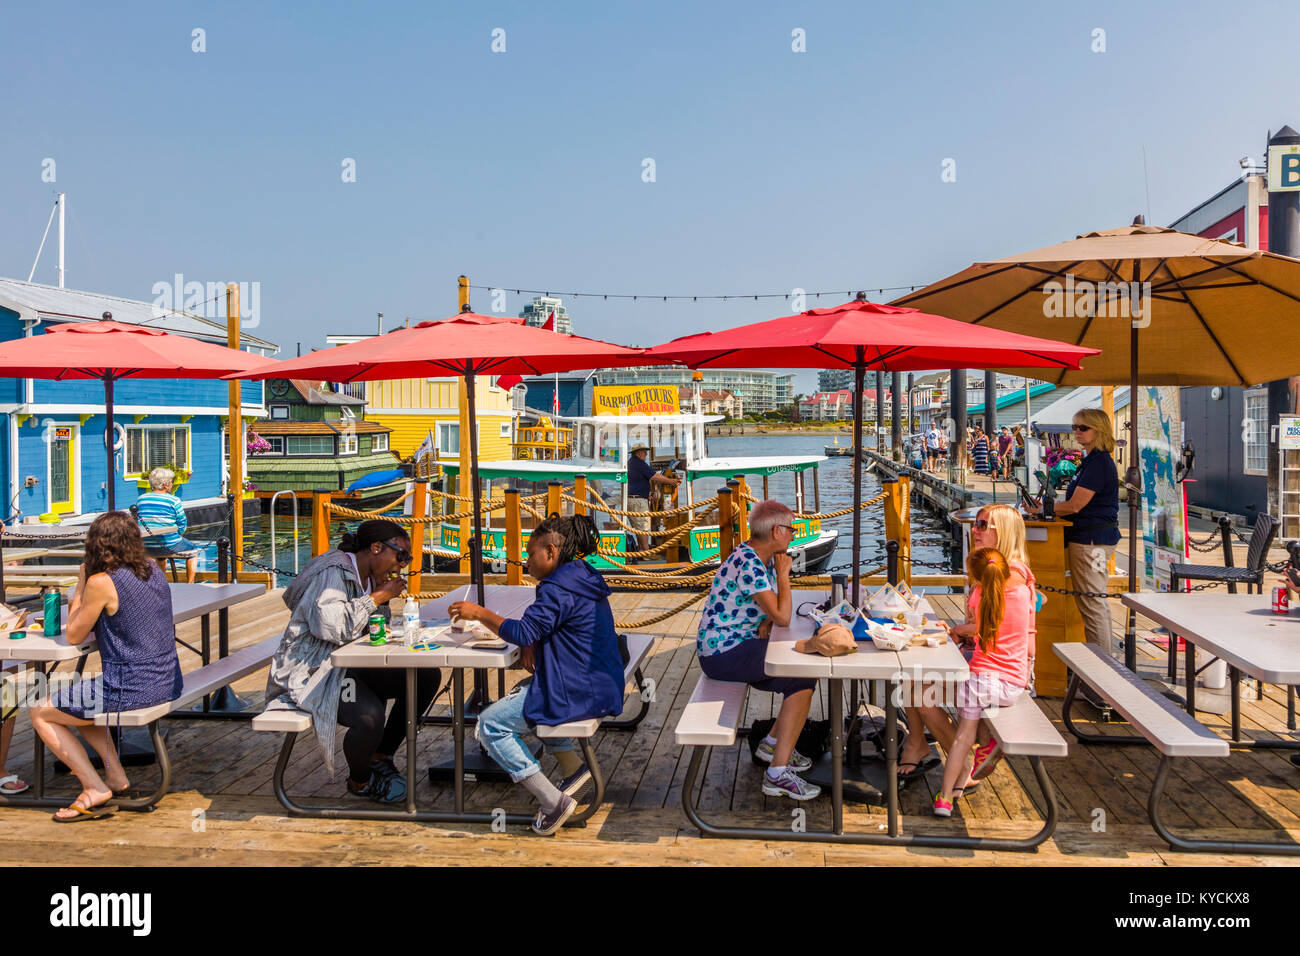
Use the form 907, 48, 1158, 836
325, 499, 508, 523
571, 489, 719, 520
740, 489, 889, 520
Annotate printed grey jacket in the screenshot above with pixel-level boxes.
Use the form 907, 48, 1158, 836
263, 549, 379, 776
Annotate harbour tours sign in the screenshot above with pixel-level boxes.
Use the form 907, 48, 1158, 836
593, 385, 680, 416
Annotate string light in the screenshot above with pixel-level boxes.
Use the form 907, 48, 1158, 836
468, 281, 927, 302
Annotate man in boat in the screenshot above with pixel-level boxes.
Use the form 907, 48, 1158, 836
627, 444, 680, 556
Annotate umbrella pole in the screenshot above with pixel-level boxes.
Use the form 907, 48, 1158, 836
852, 351, 865, 605
465, 370, 485, 606
105, 376, 115, 512
1125, 320, 1140, 671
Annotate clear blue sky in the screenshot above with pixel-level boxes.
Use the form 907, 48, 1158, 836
3, 0, 1299, 393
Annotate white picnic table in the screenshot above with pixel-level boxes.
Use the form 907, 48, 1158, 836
764, 591, 969, 837
330, 584, 534, 819
1121, 591, 1300, 748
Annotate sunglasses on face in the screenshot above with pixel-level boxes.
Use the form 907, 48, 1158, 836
973, 519, 992, 531
381, 540, 413, 564
776, 524, 796, 534
1072, 424, 1093, 432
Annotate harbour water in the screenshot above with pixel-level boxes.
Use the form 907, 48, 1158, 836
186, 433, 957, 587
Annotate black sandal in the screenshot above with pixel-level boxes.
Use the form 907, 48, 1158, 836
897, 754, 940, 780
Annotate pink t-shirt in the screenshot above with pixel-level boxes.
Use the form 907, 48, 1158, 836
966, 560, 1036, 688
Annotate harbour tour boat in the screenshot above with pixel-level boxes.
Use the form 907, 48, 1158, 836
422, 413, 838, 578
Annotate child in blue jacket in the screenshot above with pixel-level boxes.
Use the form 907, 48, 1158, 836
450, 513, 624, 835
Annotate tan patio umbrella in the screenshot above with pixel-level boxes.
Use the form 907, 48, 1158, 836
894, 224, 1300, 669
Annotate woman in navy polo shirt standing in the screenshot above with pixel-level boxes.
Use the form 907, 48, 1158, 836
1048, 408, 1121, 655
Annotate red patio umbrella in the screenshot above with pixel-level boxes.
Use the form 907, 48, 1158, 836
644, 299, 1100, 601
0, 319, 278, 511
227, 311, 658, 603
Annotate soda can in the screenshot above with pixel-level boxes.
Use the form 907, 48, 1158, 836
1273, 586, 1288, 614
368, 614, 387, 644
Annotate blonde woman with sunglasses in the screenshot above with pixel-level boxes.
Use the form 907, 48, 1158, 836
897, 503, 1036, 790
1043, 408, 1120, 655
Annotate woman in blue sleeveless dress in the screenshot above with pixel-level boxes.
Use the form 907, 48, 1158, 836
30, 511, 182, 821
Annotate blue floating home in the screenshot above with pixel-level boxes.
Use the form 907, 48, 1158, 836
0, 278, 278, 529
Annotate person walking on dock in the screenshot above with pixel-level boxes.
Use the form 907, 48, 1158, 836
925, 421, 942, 472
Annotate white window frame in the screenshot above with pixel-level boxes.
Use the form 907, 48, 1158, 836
340, 406, 355, 420
339, 433, 359, 455
371, 433, 389, 452
499, 423, 511, 438
438, 423, 460, 455
285, 435, 335, 457
1244, 387, 1268, 476
269, 405, 290, 420
266, 436, 285, 455
124, 424, 192, 479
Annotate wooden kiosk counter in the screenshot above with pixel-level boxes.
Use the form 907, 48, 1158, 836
951, 507, 1098, 697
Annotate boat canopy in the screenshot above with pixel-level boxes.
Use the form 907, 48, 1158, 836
685, 455, 825, 479
439, 459, 628, 482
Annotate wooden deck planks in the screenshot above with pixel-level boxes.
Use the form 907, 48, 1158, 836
4, 588, 1300, 865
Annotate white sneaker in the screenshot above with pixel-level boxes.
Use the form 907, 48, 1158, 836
755, 740, 813, 773
762, 768, 821, 801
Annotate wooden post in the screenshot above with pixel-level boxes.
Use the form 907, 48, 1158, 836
718, 486, 734, 560
882, 477, 905, 586
407, 478, 427, 595
813, 466, 821, 513
666, 477, 684, 564
547, 480, 562, 518
899, 473, 912, 585
762, 475, 769, 500
505, 488, 523, 586
311, 489, 332, 557
226, 284, 243, 571
457, 469, 471, 575
573, 474, 587, 516
732, 474, 749, 542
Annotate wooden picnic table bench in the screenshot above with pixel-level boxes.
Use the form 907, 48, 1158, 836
1054, 641, 1300, 855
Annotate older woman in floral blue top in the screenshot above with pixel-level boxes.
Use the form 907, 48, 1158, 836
696, 500, 820, 801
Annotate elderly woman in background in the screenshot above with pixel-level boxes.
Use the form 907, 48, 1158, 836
29, 512, 183, 821
696, 499, 820, 802
136, 467, 202, 583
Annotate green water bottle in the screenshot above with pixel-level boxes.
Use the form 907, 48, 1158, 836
43, 586, 61, 637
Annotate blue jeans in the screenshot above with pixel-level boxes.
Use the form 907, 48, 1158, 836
475, 685, 575, 783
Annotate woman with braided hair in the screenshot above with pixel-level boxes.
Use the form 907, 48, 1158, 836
451, 513, 624, 836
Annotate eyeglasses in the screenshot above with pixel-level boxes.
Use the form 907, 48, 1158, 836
381, 540, 413, 564
776, 524, 797, 535
1072, 424, 1093, 432
973, 519, 992, 531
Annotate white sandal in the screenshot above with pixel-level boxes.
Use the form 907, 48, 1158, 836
0, 773, 30, 794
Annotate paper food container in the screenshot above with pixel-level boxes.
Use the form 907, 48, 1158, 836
865, 584, 912, 617
866, 620, 915, 651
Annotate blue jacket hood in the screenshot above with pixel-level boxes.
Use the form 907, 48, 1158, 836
545, 557, 612, 601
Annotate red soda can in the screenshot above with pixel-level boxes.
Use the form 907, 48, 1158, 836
1273, 586, 1289, 614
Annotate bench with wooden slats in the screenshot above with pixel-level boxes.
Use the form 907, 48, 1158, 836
1051, 641, 1300, 855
